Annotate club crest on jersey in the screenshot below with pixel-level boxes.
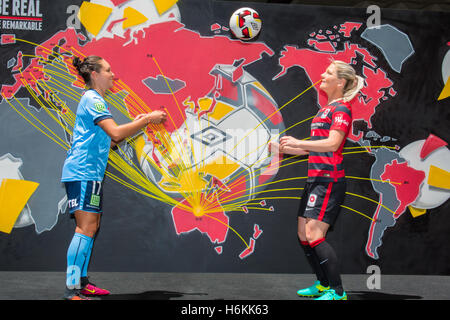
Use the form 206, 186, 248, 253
307, 194, 317, 207
94, 102, 106, 112
321, 108, 330, 119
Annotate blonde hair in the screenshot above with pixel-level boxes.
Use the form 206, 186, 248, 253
330, 60, 364, 102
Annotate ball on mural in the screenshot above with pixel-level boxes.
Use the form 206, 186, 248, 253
229, 7, 262, 40
136, 64, 284, 209
399, 135, 450, 210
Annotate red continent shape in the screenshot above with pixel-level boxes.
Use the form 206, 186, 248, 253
307, 39, 336, 52
239, 238, 255, 259
339, 22, 362, 37
380, 159, 426, 218
1, 34, 15, 44
210, 23, 221, 31
172, 197, 229, 244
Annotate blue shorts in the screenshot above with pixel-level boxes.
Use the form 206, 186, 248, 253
64, 181, 104, 214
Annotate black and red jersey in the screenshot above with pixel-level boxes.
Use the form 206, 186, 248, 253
307, 101, 352, 182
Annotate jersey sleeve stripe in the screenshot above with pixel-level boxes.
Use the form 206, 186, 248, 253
93, 115, 113, 125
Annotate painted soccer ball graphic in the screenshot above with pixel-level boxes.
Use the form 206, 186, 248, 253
229, 7, 262, 40
136, 64, 284, 213
399, 134, 450, 212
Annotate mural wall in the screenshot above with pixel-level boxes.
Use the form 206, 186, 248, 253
0, 0, 449, 275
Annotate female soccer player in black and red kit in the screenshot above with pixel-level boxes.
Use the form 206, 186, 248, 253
272, 60, 363, 300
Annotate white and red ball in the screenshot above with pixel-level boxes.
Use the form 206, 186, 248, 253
229, 7, 262, 40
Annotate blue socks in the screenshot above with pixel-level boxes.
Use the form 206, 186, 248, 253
66, 232, 93, 289
81, 235, 94, 278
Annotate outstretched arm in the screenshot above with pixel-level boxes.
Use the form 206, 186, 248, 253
98, 110, 166, 145
269, 141, 309, 156
280, 129, 346, 153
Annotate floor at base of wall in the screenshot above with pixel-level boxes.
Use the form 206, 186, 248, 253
0, 272, 448, 300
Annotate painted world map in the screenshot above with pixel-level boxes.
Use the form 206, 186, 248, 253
0, 13, 421, 260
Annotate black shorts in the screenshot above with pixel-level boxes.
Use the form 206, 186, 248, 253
298, 181, 346, 226
64, 180, 104, 214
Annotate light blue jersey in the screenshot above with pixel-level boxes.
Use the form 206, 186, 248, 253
61, 89, 113, 182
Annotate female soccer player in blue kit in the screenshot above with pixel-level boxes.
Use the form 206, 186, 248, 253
272, 60, 363, 300
61, 55, 167, 300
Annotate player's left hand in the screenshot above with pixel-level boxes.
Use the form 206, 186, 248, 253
269, 141, 282, 154
280, 135, 300, 148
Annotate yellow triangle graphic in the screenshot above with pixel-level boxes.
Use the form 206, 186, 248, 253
438, 76, 450, 101
123, 6, 148, 29
428, 164, 450, 189
203, 155, 240, 180
78, 1, 113, 37
134, 134, 146, 162
0, 179, 39, 234
153, 0, 178, 16
408, 206, 427, 218
209, 102, 235, 121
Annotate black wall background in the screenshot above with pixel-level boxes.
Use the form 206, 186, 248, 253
0, 0, 449, 275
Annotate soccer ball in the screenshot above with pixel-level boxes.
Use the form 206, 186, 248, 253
229, 7, 262, 40
136, 64, 284, 208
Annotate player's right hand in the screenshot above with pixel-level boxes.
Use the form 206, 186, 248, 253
148, 110, 167, 124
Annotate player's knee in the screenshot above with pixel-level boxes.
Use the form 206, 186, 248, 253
297, 218, 307, 242
305, 227, 323, 244
75, 223, 98, 238
297, 229, 307, 242
305, 231, 315, 244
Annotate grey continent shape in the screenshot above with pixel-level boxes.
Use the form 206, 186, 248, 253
366, 146, 406, 259
361, 24, 414, 73
142, 75, 186, 94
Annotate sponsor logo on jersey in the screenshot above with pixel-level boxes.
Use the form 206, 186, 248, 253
90, 194, 100, 206
94, 102, 107, 113
307, 194, 317, 207
68, 198, 78, 208
334, 114, 349, 127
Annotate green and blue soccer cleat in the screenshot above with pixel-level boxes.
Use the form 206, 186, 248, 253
314, 288, 348, 300
297, 280, 330, 297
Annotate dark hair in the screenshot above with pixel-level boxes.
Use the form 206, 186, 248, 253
72, 55, 103, 86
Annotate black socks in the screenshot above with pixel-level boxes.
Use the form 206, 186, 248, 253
310, 238, 344, 295
300, 240, 329, 287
